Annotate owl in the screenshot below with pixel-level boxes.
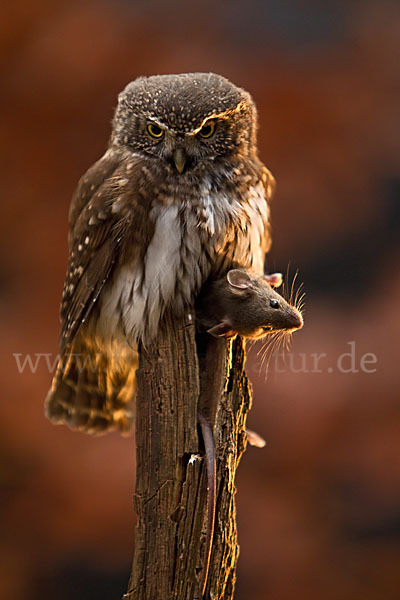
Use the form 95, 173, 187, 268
45, 72, 275, 434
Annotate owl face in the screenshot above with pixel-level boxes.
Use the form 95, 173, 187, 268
111, 73, 257, 175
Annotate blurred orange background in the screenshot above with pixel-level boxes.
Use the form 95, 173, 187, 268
1, 1, 399, 599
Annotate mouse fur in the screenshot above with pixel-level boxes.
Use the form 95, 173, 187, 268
196, 269, 303, 339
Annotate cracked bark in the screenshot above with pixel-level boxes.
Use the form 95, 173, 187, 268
124, 311, 252, 600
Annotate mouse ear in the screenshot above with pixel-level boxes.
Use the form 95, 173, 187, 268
262, 272, 283, 288
227, 269, 253, 293
207, 320, 237, 339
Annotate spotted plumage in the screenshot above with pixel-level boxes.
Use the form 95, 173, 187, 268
45, 72, 275, 434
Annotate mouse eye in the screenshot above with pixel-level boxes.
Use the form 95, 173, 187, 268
270, 299, 280, 309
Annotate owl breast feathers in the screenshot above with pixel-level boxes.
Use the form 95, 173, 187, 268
45, 72, 275, 434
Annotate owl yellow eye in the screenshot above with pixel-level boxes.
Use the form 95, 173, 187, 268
198, 121, 216, 139
147, 123, 164, 138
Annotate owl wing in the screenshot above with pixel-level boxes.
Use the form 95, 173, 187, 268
59, 149, 136, 352
48, 202, 136, 434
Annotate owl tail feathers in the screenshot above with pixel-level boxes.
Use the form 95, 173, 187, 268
44, 349, 137, 436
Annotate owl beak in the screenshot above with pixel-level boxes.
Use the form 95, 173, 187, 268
173, 148, 187, 174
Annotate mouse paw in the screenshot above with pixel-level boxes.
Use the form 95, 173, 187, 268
207, 320, 238, 339
246, 428, 266, 448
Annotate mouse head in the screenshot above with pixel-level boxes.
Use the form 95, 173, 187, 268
207, 269, 304, 339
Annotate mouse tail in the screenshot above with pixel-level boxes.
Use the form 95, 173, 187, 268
198, 413, 216, 597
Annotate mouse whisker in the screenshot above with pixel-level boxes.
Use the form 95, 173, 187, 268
279, 331, 287, 353
289, 270, 299, 306
245, 338, 257, 354
258, 331, 279, 377
284, 331, 293, 352
294, 283, 304, 308
277, 330, 288, 354
262, 331, 283, 379
296, 291, 306, 307
294, 286, 305, 313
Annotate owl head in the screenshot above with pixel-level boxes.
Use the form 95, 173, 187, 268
111, 73, 258, 174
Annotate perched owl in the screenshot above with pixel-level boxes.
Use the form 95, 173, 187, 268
45, 73, 275, 434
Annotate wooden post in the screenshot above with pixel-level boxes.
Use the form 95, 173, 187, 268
124, 311, 252, 600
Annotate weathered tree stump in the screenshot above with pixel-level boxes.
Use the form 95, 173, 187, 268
124, 311, 252, 600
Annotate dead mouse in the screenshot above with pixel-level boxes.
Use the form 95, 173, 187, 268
196, 268, 303, 339
196, 268, 303, 596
